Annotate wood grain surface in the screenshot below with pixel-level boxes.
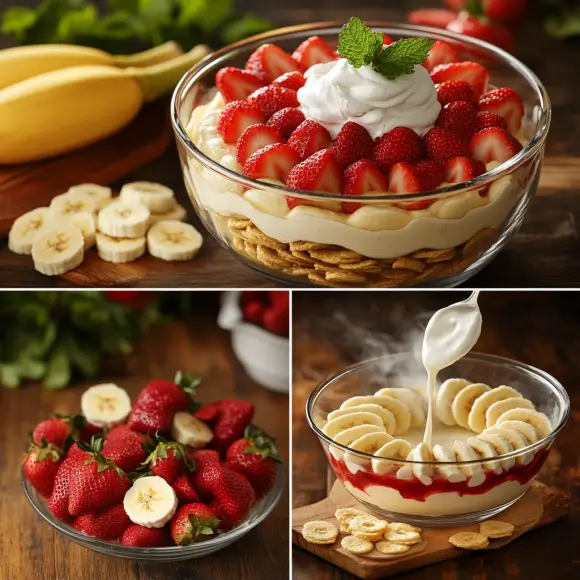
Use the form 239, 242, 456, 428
0, 292, 289, 580
0, 0, 579, 288
292, 291, 580, 580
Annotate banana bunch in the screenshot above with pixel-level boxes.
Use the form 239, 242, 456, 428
0, 44, 211, 164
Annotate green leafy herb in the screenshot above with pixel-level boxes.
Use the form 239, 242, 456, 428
338, 17, 434, 80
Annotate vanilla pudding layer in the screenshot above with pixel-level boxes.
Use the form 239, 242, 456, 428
185, 94, 527, 260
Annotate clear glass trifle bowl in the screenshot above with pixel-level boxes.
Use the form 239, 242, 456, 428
306, 353, 569, 527
171, 22, 551, 288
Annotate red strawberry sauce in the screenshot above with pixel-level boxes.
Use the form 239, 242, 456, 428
328, 447, 549, 502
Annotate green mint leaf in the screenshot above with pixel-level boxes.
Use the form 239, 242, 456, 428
0, 364, 21, 388
337, 16, 383, 68
373, 37, 434, 80
0, 7, 38, 41
44, 346, 71, 389
545, 8, 580, 38
55, 4, 97, 42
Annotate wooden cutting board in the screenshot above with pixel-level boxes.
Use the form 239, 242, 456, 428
0, 100, 172, 237
292, 480, 570, 580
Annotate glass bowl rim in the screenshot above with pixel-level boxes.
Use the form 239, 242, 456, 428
171, 20, 551, 203
305, 351, 570, 465
22, 461, 285, 558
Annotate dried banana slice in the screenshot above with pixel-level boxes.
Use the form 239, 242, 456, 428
449, 531, 489, 549
120, 181, 175, 213
388, 522, 422, 535
375, 541, 410, 555
479, 520, 515, 539
341, 535, 374, 554
301, 521, 338, 545
349, 515, 388, 542
384, 527, 421, 545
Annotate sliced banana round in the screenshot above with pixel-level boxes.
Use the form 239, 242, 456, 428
483, 425, 532, 465
68, 211, 96, 250
341, 396, 411, 435
396, 450, 415, 480
67, 183, 112, 210
80, 383, 132, 428
436, 378, 471, 426
149, 203, 187, 226
486, 397, 534, 428
98, 200, 150, 238
467, 386, 522, 433
120, 182, 175, 213
171, 411, 213, 448
96, 233, 146, 263
410, 443, 434, 485
32, 224, 84, 276
467, 436, 502, 474
8, 207, 50, 255
328, 404, 396, 435
323, 412, 385, 440
477, 432, 515, 470
496, 420, 540, 444
372, 439, 412, 476
124, 476, 178, 528
374, 388, 426, 428
432, 444, 466, 482
452, 383, 491, 429
50, 191, 98, 218
147, 220, 203, 261
495, 408, 552, 438
452, 440, 485, 487
344, 432, 393, 471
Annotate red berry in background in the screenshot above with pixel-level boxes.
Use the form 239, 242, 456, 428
423, 40, 460, 72
73, 503, 130, 540
121, 524, 171, 547
241, 291, 267, 305
103, 291, 153, 311
245, 44, 300, 82
263, 304, 289, 337
446, 13, 513, 52
292, 36, 337, 69
23, 441, 62, 498
445, 0, 529, 26
408, 9, 457, 29
436, 100, 478, 142
268, 291, 289, 310
32, 417, 72, 449
244, 301, 265, 325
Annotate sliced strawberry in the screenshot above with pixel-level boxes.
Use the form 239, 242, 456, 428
444, 156, 487, 183
341, 159, 388, 214
287, 120, 332, 160
246, 85, 299, 118
236, 124, 283, 165
408, 9, 457, 29
292, 36, 337, 69
415, 160, 445, 190
431, 61, 490, 99
476, 111, 508, 132
383, 34, 394, 46
272, 71, 306, 91
333, 122, 374, 167
388, 162, 423, 194
478, 88, 524, 134
424, 127, 469, 163
215, 67, 265, 103
266, 107, 305, 138
446, 14, 513, 52
435, 81, 477, 107
217, 102, 265, 144
436, 100, 478, 142
424, 40, 460, 72
480, 0, 529, 26
373, 127, 424, 171
286, 149, 342, 194
245, 44, 299, 82
469, 127, 523, 163
243, 143, 301, 181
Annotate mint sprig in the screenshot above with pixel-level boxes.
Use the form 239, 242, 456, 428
337, 17, 434, 80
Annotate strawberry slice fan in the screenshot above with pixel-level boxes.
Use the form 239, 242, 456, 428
21, 370, 285, 557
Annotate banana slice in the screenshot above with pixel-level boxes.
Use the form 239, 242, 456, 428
323, 412, 385, 440
147, 220, 203, 261
32, 224, 84, 275
467, 386, 522, 433
452, 440, 485, 487
340, 396, 411, 435
50, 191, 98, 218
149, 203, 187, 226
452, 383, 491, 429
68, 211, 96, 250
476, 432, 515, 470
123, 476, 178, 528
330, 424, 384, 461
497, 420, 540, 444
467, 436, 502, 474
68, 184, 112, 210
98, 200, 150, 238
96, 232, 146, 263
433, 444, 466, 482
344, 432, 393, 472
328, 404, 396, 434
436, 378, 471, 426
486, 397, 534, 428
374, 388, 426, 428
80, 383, 132, 428
8, 207, 50, 255
372, 439, 412, 475
411, 442, 434, 485
396, 450, 416, 480
171, 411, 213, 448
120, 182, 175, 213
483, 425, 532, 465
495, 408, 552, 438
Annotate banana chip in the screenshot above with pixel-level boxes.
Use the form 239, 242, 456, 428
449, 531, 489, 549
479, 520, 515, 539
341, 535, 374, 554
375, 541, 410, 555
301, 521, 338, 545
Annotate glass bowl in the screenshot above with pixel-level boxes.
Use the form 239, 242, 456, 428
306, 353, 569, 527
171, 22, 550, 288
22, 463, 285, 561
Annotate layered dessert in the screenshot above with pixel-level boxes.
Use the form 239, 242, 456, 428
183, 17, 539, 287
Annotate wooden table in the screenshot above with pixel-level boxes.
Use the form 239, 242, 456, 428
0, 293, 289, 580
0, 0, 579, 288
292, 291, 580, 579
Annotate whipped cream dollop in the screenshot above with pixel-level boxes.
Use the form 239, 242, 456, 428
297, 58, 441, 139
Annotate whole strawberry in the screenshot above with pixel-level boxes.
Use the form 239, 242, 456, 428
67, 442, 91, 461
210, 466, 256, 530
128, 372, 201, 434
226, 426, 281, 499
73, 503, 130, 540
32, 414, 87, 449
48, 454, 89, 521
121, 524, 171, 547
189, 449, 223, 501
68, 437, 130, 516
195, 400, 254, 455
172, 473, 200, 504
170, 503, 221, 545
23, 441, 62, 498
102, 425, 153, 473
144, 439, 193, 484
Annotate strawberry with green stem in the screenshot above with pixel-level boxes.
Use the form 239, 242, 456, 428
143, 435, 195, 484
170, 503, 221, 545
23, 439, 62, 498
32, 413, 92, 450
